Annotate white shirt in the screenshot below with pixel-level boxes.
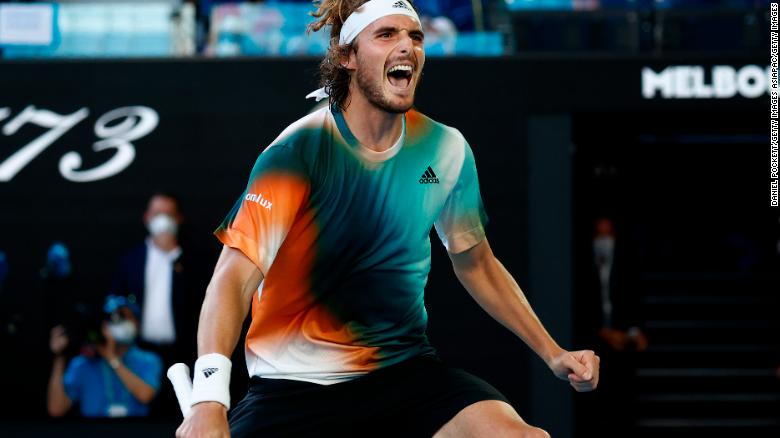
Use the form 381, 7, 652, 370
141, 237, 182, 344
593, 236, 615, 327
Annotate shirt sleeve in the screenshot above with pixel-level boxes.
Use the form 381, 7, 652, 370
62, 357, 83, 402
434, 139, 489, 253
214, 144, 310, 275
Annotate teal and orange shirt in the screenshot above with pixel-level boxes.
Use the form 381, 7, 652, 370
215, 106, 488, 385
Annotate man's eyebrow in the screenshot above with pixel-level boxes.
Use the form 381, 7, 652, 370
373, 26, 399, 35
372, 26, 424, 37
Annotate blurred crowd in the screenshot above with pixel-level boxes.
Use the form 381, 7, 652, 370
32, 193, 205, 419
0, 0, 771, 59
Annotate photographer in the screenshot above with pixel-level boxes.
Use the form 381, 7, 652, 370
47, 295, 163, 418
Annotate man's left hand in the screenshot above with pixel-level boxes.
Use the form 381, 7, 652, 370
548, 349, 600, 392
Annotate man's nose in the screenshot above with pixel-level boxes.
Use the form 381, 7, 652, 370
397, 31, 413, 54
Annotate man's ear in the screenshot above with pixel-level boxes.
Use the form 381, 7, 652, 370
344, 45, 357, 70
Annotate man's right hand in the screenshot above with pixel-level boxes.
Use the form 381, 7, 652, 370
50, 325, 69, 355
176, 402, 229, 438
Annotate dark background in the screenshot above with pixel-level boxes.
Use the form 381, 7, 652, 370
0, 55, 775, 437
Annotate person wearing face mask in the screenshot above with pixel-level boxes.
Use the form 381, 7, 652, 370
47, 295, 163, 418
576, 216, 647, 437
111, 192, 205, 416
111, 193, 201, 359
589, 217, 647, 353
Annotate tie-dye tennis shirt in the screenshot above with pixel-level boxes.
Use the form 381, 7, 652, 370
215, 106, 488, 385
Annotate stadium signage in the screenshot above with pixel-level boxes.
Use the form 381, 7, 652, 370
0, 105, 158, 183
642, 65, 770, 99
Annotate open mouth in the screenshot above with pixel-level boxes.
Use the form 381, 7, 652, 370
387, 64, 413, 89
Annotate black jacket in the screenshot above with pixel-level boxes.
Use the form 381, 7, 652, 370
575, 238, 643, 346
110, 242, 202, 359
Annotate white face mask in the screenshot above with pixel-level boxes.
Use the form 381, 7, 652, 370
108, 320, 137, 344
147, 214, 178, 237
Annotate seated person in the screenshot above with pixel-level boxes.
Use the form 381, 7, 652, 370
47, 295, 163, 418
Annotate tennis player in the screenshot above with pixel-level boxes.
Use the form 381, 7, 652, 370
176, 1, 599, 436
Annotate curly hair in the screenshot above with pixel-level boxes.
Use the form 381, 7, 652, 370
307, 0, 371, 111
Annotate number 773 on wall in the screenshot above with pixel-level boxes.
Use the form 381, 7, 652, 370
0, 105, 159, 183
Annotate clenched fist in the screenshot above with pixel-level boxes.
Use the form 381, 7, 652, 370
548, 349, 600, 392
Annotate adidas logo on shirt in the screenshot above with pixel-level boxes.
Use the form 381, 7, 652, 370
203, 367, 219, 378
392, 1, 411, 11
419, 166, 439, 184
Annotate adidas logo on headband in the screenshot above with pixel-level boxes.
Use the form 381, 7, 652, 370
392, 1, 411, 10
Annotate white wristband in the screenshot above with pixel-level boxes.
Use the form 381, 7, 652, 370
190, 353, 232, 410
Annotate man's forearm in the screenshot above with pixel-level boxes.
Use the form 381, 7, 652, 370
452, 242, 563, 364
112, 361, 157, 404
47, 356, 71, 417
187, 247, 262, 412
197, 246, 263, 357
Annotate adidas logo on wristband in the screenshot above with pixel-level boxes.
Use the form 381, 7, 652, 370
191, 354, 232, 409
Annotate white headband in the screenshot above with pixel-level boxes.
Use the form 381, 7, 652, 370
306, 0, 421, 101
339, 0, 420, 45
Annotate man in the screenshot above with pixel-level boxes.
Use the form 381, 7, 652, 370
112, 192, 201, 365
576, 216, 646, 437
47, 295, 162, 418
589, 217, 647, 353
178, 1, 599, 436
113, 192, 203, 416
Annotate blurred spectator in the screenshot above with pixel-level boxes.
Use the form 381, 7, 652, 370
40, 242, 71, 281
421, 15, 458, 54
576, 216, 647, 437
111, 192, 203, 416
0, 250, 8, 296
47, 295, 162, 418
40, 242, 78, 328
590, 217, 647, 352
111, 192, 200, 365
415, 0, 482, 31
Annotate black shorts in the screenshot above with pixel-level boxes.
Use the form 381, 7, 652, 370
229, 354, 511, 438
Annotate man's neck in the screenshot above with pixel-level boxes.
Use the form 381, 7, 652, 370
341, 92, 404, 152
150, 235, 179, 253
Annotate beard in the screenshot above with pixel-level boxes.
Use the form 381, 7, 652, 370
354, 59, 418, 114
